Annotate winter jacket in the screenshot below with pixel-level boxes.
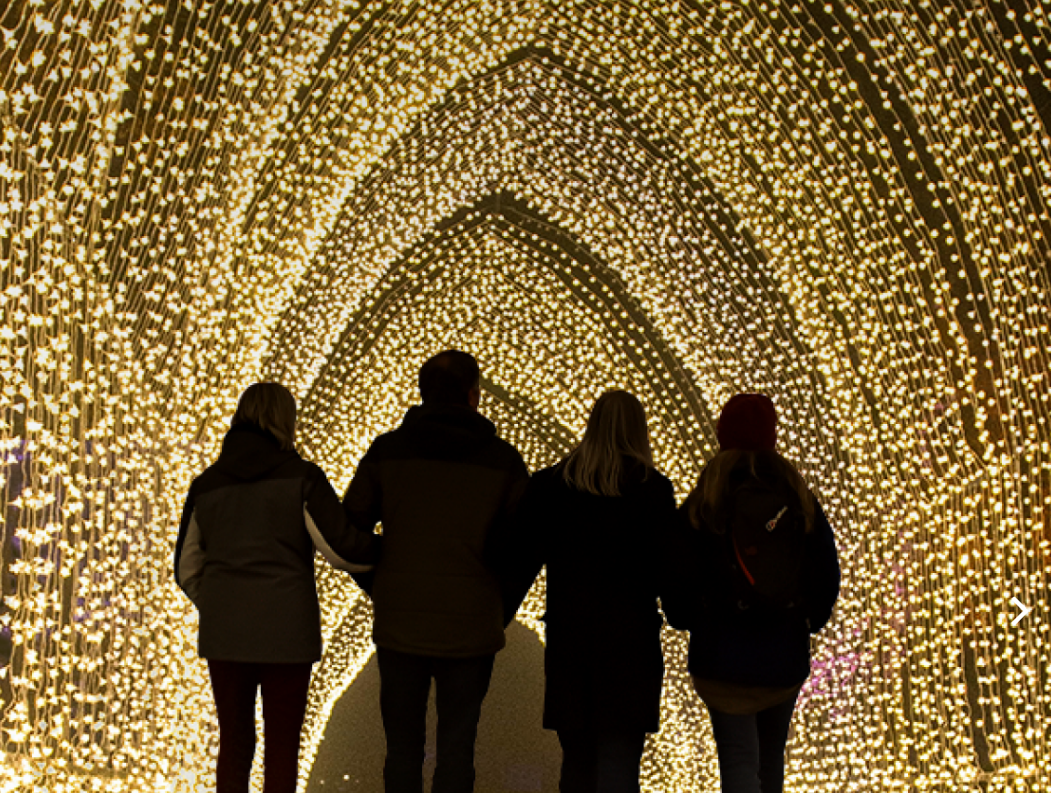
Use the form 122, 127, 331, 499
174, 423, 378, 663
496, 461, 678, 733
661, 492, 840, 688
342, 403, 529, 658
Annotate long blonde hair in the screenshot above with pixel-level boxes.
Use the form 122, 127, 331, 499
231, 382, 297, 451
684, 449, 815, 533
562, 390, 654, 497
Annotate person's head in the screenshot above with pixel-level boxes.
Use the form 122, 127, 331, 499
562, 390, 654, 497
686, 392, 813, 532
716, 393, 777, 452
418, 350, 481, 409
231, 382, 297, 451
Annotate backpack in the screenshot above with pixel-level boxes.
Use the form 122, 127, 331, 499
717, 474, 807, 612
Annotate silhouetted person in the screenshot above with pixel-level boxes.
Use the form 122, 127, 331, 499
342, 350, 529, 793
662, 394, 840, 793
174, 382, 377, 793
496, 390, 677, 793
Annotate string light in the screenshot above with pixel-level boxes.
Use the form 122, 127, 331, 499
1, 1, 1048, 791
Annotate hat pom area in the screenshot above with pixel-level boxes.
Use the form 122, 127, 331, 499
716, 393, 778, 451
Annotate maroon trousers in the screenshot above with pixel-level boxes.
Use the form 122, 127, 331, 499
208, 659, 313, 793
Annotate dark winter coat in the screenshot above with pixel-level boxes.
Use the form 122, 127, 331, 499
496, 461, 678, 734
174, 423, 378, 663
661, 494, 840, 688
342, 403, 529, 658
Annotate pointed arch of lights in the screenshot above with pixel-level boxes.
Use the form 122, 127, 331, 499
0, 1, 1049, 792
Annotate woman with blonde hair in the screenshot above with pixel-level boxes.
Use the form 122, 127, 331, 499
497, 390, 677, 793
174, 382, 378, 793
662, 394, 840, 793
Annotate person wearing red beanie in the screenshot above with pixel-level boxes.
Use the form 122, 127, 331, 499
662, 393, 840, 793
716, 393, 778, 452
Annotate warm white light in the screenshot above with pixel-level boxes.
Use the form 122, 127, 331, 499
0, 1, 1048, 791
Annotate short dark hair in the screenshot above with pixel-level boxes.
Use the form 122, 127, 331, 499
419, 350, 480, 406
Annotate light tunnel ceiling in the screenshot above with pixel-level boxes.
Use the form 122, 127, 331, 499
0, 1, 1049, 792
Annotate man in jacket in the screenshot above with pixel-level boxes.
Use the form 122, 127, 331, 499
343, 350, 529, 793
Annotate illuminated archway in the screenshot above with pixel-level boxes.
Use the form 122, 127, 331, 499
0, 2, 1048, 792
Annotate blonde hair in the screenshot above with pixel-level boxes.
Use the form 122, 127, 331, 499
231, 382, 297, 451
562, 390, 654, 497
684, 449, 815, 533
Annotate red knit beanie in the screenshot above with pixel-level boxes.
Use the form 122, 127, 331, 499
716, 393, 777, 451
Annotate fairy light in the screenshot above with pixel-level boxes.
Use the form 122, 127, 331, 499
1, 1, 1049, 791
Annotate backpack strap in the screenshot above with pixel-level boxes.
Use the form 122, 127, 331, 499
732, 532, 756, 586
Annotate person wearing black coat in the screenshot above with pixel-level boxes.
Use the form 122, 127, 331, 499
496, 390, 677, 793
174, 383, 378, 793
661, 394, 840, 793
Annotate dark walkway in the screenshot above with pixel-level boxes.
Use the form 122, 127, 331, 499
307, 621, 559, 793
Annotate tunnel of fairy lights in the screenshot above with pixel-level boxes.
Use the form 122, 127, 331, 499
1, 1, 1050, 791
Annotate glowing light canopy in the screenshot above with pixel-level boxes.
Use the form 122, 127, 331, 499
1, 0, 1049, 791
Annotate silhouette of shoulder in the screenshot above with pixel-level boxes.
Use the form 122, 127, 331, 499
361, 409, 525, 474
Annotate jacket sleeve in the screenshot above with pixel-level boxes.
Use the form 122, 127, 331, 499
483, 453, 530, 569
505, 456, 531, 518
490, 473, 548, 626
659, 505, 707, 631
803, 497, 841, 633
304, 464, 378, 572
173, 481, 205, 604
341, 445, 384, 595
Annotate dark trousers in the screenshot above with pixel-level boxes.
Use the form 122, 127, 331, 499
376, 647, 495, 793
707, 693, 799, 793
556, 729, 647, 793
207, 659, 313, 793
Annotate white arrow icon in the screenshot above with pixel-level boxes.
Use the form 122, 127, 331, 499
1011, 597, 1033, 626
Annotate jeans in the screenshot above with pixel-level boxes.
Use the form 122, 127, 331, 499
376, 647, 495, 793
707, 692, 799, 793
556, 729, 647, 793
207, 659, 313, 793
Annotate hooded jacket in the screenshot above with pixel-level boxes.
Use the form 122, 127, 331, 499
174, 423, 377, 663
343, 403, 529, 658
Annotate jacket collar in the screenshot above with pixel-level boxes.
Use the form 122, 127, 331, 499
401, 403, 496, 437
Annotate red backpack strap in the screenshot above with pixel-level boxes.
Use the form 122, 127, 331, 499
732, 532, 756, 586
